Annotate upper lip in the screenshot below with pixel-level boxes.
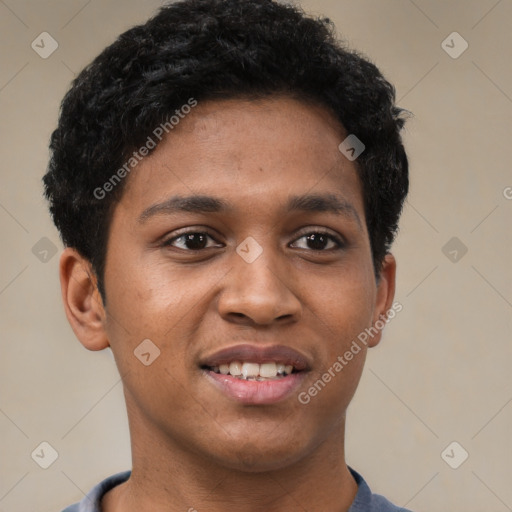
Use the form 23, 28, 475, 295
199, 344, 311, 371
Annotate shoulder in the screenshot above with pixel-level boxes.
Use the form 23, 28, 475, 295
58, 470, 131, 512
348, 467, 414, 512
60, 505, 79, 512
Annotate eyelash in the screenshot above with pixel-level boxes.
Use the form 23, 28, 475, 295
161, 228, 345, 252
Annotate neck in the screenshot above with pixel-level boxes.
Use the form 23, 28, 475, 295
102, 408, 358, 512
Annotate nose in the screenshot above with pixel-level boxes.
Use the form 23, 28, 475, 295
217, 249, 302, 327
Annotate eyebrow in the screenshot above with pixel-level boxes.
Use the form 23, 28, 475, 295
137, 193, 362, 228
138, 195, 232, 223
287, 194, 362, 227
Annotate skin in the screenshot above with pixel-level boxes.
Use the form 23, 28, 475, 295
60, 96, 396, 512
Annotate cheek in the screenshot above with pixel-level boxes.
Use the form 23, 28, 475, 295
103, 258, 222, 388
316, 266, 376, 341
104, 253, 188, 332
302, 267, 375, 398
299, 292, 370, 422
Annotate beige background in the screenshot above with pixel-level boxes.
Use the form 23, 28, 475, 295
1, 1, 511, 511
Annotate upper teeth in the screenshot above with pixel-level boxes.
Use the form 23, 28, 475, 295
211, 362, 294, 379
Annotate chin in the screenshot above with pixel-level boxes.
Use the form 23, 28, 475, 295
203, 436, 311, 473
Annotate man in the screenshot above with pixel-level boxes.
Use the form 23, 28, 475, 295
44, 0, 411, 510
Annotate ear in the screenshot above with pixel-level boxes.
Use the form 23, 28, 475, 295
367, 253, 397, 348
59, 247, 110, 351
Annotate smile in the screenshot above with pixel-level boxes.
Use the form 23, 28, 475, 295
199, 344, 310, 404
206, 361, 295, 381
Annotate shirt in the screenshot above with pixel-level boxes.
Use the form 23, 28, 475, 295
61, 466, 413, 511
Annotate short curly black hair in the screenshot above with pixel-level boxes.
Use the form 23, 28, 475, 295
43, 0, 409, 303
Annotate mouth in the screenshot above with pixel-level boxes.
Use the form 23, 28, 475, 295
203, 361, 297, 381
199, 344, 310, 404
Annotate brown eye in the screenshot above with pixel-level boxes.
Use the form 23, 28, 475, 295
163, 232, 222, 251
290, 231, 343, 251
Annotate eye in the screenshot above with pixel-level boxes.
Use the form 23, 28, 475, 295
290, 230, 344, 251
162, 231, 223, 251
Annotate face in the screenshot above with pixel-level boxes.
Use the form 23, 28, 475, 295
67, 96, 395, 472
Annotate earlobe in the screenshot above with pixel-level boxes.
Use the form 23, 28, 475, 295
367, 253, 397, 348
59, 247, 110, 351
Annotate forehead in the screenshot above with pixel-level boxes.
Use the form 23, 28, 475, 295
117, 96, 365, 220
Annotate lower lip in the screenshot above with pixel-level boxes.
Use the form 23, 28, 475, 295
204, 370, 306, 405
